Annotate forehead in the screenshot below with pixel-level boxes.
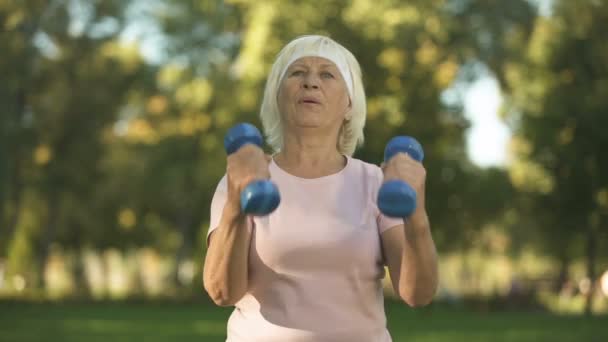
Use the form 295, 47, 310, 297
288, 56, 338, 69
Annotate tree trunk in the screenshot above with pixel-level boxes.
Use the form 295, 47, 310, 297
1, 155, 24, 258
72, 249, 90, 299
555, 255, 569, 293
0, 0, 47, 257
173, 210, 193, 288
37, 191, 60, 290
172, 138, 200, 288
0, 164, 5, 248
584, 226, 596, 317
0, 84, 26, 258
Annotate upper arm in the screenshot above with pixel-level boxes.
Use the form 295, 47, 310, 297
207, 229, 217, 248
207, 175, 228, 247
380, 224, 406, 295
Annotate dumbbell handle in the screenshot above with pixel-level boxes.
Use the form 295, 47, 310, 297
224, 123, 280, 216
377, 136, 424, 218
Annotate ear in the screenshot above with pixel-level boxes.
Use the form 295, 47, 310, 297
344, 99, 353, 120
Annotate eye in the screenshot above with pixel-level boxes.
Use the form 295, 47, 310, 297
290, 70, 305, 76
321, 71, 335, 79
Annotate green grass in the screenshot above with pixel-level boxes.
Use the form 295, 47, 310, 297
0, 300, 606, 342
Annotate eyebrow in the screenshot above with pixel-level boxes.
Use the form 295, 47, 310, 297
290, 63, 337, 69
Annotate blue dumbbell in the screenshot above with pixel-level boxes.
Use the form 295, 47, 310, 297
377, 136, 424, 218
224, 123, 280, 216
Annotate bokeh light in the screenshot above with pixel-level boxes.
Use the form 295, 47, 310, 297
601, 270, 608, 297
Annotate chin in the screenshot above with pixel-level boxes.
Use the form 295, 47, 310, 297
292, 117, 322, 127
295, 123, 322, 129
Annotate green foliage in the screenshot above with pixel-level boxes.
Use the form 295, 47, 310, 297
7, 0, 604, 301
503, 0, 608, 260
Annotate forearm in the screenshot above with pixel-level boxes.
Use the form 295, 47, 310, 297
399, 211, 438, 306
203, 204, 251, 306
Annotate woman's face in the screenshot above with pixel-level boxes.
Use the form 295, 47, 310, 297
277, 56, 351, 136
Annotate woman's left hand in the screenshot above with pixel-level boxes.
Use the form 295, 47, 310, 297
381, 153, 427, 217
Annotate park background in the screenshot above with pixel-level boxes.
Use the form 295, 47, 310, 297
1, 0, 607, 341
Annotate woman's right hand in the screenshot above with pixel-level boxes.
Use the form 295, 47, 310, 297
225, 144, 272, 213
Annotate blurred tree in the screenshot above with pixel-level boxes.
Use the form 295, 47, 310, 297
0, 0, 45, 263
120, 0, 245, 287
1, 0, 560, 301
502, 0, 608, 315
2, 0, 247, 293
1, 0, 148, 289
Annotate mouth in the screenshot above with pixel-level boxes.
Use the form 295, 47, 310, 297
299, 97, 321, 105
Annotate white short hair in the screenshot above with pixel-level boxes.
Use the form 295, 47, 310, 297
259, 35, 366, 156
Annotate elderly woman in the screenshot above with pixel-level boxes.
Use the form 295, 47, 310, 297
203, 35, 438, 342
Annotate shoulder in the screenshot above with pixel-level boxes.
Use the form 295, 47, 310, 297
348, 156, 382, 177
211, 174, 228, 197
347, 156, 384, 187
217, 173, 228, 188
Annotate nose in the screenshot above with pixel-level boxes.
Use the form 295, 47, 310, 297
302, 73, 319, 90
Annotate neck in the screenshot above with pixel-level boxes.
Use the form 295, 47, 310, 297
274, 130, 346, 178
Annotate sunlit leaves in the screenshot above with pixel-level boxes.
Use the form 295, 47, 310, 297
377, 48, 407, 75
232, 2, 277, 82
118, 208, 137, 231
434, 58, 459, 88
121, 119, 156, 144
4, 7, 25, 30
367, 96, 404, 126
172, 113, 212, 136
200, 134, 219, 152
557, 122, 575, 146
416, 40, 439, 66
175, 78, 213, 109
596, 189, 608, 211
33, 145, 52, 166
526, 18, 554, 66
343, 1, 423, 41
509, 135, 532, 157
385, 76, 402, 93
509, 158, 554, 194
98, 41, 142, 72
146, 95, 168, 115
156, 64, 185, 90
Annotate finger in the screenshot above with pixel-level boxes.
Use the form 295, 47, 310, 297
395, 152, 416, 163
